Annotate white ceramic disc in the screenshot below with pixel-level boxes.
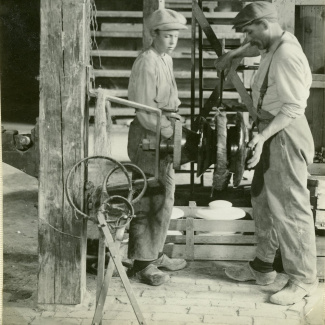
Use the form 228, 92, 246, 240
197, 231, 241, 236
171, 207, 185, 219
209, 200, 232, 209
196, 207, 246, 220
167, 230, 183, 235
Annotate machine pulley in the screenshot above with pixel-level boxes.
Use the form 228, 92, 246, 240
140, 112, 253, 189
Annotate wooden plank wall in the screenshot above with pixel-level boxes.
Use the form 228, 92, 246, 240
295, 5, 325, 150
38, 0, 90, 304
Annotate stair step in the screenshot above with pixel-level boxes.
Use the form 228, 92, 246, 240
92, 30, 244, 39
93, 24, 244, 39
92, 89, 241, 100
166, 0, 220, 11
95, 10, 237, 20
91, 50, 218, 59
93, 69, 219, 79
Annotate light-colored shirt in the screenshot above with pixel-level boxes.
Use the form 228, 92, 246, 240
251, 32, 312, 118
128, 47, 181, 138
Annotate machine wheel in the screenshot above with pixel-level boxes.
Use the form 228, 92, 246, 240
228, 112, 248, 187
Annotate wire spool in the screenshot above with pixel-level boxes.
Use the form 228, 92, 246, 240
102, 162, 147, 205
66, 156, 148, 228
66, 156, 132, 220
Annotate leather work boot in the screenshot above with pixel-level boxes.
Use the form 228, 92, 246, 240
135, 264, 170, 286
225, 262, 277, 285
270, 279, 319, 305
152, 254, 187, 271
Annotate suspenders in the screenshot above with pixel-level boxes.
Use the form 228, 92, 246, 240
257, 34, 285, 115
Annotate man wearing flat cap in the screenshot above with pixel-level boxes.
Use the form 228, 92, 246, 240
126, 9, 187, 286
215, 1, 318, 305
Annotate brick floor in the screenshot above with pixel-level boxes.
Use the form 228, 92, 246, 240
3, 261, 324, 325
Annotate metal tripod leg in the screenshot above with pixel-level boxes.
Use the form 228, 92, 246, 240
92, 212, 147, 325
93, 229, 123, 325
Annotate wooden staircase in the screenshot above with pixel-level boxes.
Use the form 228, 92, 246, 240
90, 1, 254, 124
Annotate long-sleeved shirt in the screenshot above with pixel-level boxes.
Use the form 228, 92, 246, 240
128, 47, 181, 138
251, 32, 312, 118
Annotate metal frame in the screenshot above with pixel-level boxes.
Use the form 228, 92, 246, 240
88, 88, 162, 188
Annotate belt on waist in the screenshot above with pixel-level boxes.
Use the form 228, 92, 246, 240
162, 110, 179, 117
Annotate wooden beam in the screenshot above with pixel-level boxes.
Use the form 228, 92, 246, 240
143, 0, 165, 48
38, 0, 90, 304
92, 69, 219, 78
295, 0, 325, 4
312, 74, 325, 88
185, 218, 195, 260
164, 244, 257, 260
95, 26, 244, 40
95, 10, 237, 19
90, 49, 218, 58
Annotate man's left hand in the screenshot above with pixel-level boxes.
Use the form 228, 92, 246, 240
247, 134, 266, 169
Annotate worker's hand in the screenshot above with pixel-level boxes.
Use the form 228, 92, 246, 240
214, 51, 234, 77
247, 134, 266, 169
169, 113, 183, 122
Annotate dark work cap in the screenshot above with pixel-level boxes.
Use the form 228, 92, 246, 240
147, 9, 187, 31
233, 1, 278, 30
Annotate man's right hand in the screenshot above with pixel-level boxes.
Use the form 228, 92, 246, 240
214, 52, 234, 77
215, 41, 260, 77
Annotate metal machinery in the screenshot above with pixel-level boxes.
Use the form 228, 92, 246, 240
187, 0, 257, 193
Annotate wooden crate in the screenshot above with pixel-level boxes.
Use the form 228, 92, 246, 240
164, 206, 256, 261
164, 206, 325, 280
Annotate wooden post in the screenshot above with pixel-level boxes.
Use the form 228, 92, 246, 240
143, 0, 165, 48
38, 0, 90, 304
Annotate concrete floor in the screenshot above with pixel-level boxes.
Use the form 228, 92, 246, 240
2, 123, 324, 325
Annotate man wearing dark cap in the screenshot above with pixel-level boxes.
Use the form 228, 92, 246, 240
215, 1, 318, 305
126, 9, 187, 286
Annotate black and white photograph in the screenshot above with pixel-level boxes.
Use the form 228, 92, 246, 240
1, 0, 324, 324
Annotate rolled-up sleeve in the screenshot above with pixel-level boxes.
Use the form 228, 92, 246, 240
274, 56, 309, 118
128, 57, 173, 138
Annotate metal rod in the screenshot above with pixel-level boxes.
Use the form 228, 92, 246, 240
89, 90, 162, 184
190, 0, 197, 197
198, 0, 205, 187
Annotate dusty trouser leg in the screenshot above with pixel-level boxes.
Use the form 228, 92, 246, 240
128, 161, 175, 261
217, 146, 278, 284
263, 116, 317, 284
251, 160, 279, 266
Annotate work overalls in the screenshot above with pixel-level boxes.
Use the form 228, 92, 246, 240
127, 116, 175, 261
127, 48, 179, 261
251, 42, 317, 284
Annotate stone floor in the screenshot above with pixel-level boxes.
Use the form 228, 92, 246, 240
2, 123, 324, 325
3, 262, 325, 325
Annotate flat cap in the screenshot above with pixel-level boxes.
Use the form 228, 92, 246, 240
233, 1, 278, 30
147, 9, 187, 31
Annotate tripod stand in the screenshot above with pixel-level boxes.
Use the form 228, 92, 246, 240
66, 156, 148, 325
